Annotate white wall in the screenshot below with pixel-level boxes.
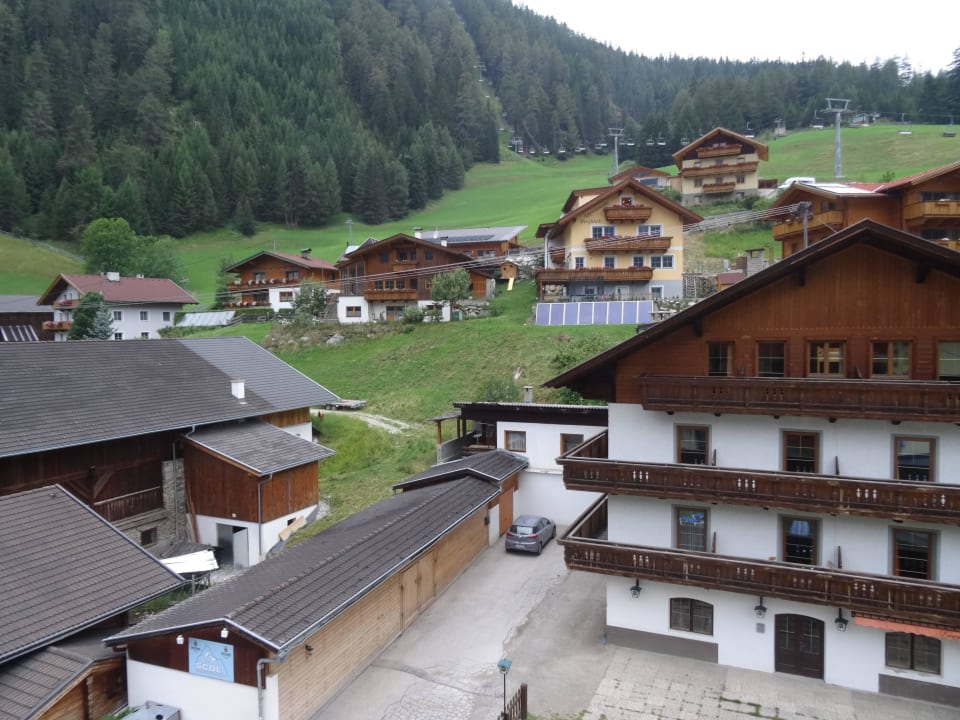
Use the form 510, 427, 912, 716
336, 296, 371, 324
515, 469, 601, 526
495, 421, 604, 472
195, 504, 317, 566
126, 658, 274, 720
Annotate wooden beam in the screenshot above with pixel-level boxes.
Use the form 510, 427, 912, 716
916, 264, 930, 284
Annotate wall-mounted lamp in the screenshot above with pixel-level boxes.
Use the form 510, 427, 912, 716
754, 597, 767, 618
305, 644, 314, 657
220, 627, 229, 639
834, 609, 849, 632
629, 580, 642, 598
176, 635, 184, 645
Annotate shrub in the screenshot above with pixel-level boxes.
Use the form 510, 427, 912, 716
401, 306, 426, 324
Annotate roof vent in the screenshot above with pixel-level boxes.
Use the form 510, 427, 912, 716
413, 227, 423, 239
105, 271, 120, 282
231, 379, 246, 404
300, 248, 312, 259
523, 385, 533, 403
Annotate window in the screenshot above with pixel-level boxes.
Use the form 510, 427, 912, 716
574, 256, 585, 269
670, 598, 713, 635
140, 527, 158, 546
505, 430, 527, 452
410, 278, 418, 290
591, 225, 615, 238
374, 280, 384, 290
395, 279, 406, 289
676, 507, 707, 551
694, 178, 703, 187
139, 310, 148, 321
279, 291, 294, 302
380, 252, 389, 263
560, 433, 584, 454
872, 341, 910, 378
783, 431, 818, 473
650, 255, 674, 269
708, 342, 732, 376
808, 341, 845, 376
285, 269, 300, 282
604, 256, 615, 269
894, 437, 934, 481
676, 426, 709, 464
782, 517, 818, 564
938, 342, 960, 380
162, 311, 171, 322
893, 529, 933, 579
650, 286, 663, 300
885, 633, 941, 674
736, 174, 746, 184
346, 306, 361, 318
140, 332, 150, 339
632, 256, 644, 268
757, 341, 785, 377
113, 332, 123, 340
113, 310, 122, 321
253, 271, 266, 283
424, 250, 433, 260
637, 224, 662, 237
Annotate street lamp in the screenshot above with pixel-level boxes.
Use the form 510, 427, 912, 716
497, 658, 512, 719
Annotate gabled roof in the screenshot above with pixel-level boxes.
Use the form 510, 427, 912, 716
672, 127, 770, 167
537, 177, 702, 239
392, 449, 527, 492
225, 250, 337, 273
544, 220, 960, 397
416, 226, 526, 246
771, 181, 884, 208
36, 274, 197, 306
873, 159, 960, 193
608, 165, 673, 184
0, 337, 341, 459
185, 420, 334, 475
337, 233, 495, 276
0, 486, 183, 664
106, 477, 499, 653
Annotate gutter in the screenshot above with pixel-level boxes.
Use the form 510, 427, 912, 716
257, 652, 288, 720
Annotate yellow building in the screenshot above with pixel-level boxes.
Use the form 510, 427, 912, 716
673, 128, 769, 204
535, 177, 701, 301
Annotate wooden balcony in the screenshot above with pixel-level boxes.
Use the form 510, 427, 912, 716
52, 298, 79, 309
93, 486, 164, 522
392, 261, 417, 272
560, 497, 960, 628
703, 181, 736, 194
42, 320, 73, 331
604, 204, 653, 222
634, 376, 960, 423
696, 144, 742, 158
584, 236, 672, 253
549, 246, 566, 265
560, 432, 960, 524
536, 267, 654, 283
772, 210, 843, 241
684, 161, 758, 178
904, 200, 960, 223
363, 288, 418, 301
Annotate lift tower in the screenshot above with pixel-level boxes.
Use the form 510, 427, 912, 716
821, 98, 851, 178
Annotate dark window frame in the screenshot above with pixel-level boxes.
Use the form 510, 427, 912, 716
757, 341, 786, 377
560, 433, 584, 455
675, 507, 708, 552
782, 431, 819, 473
505, 430, 527, 453
808, 340, 846, 376
781, 516, 819, 565
676, 425, 709, 465
893, 436, 935, 482
670, 598, 714, 635
871, 340, 911, 378
885, 632, 941, 674
708, 342, 733, 376
893, 528, 934, 580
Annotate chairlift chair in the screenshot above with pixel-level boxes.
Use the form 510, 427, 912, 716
656, 134, 666, 146
645, 137, 654, 147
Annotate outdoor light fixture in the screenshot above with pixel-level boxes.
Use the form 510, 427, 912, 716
305, 644, 314, 657
630, 580, 642, 598
754, 597, 767, 618
220, 627, 229, 639
835, 609, 849, 632
497, 658, 512, 720
176, 635, 184, 645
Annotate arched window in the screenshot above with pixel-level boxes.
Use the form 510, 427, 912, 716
669, 598, 713, 635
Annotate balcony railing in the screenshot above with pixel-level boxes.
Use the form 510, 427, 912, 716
584, 236, 672, 253
684, 162, 758, 178
772, 210, 843, 240
560, 432, 960, 524
363, 288, 418, 301
42, 320, 73, 331
93, 486, 164, 522
535, 267, 654, 283
634, 376, 960, 423
696, 144, 742, 158
549, 247, 566, 265
904, 200, 960, 222
561, 496, 960, 628
604, 204, 653, 222
52, 298, 79, 308
703, 181, 737, 194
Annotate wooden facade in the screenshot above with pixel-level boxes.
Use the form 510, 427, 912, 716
34, 656, 125, 720
225, 251, 339, 307
672, 128, 769, 203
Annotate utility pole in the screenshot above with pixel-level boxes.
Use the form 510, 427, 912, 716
608, 127, 623, 177
821, 98, 851, 179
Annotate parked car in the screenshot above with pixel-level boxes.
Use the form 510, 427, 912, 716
505, 515, 556, 555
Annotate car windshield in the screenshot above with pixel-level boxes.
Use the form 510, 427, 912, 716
512, 525, 535, 534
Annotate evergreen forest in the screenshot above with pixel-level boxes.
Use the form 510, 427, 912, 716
0, 0, 958, 246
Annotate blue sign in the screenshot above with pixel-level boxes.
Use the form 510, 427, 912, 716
188, 638, 235, 683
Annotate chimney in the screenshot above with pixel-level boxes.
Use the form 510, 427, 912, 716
522, 385, 533, 403
300, 248, 312, 259
231, 379, 246, 404
105, 271, 120, 282
441, 239, 447, 247
413, 227, 422, 239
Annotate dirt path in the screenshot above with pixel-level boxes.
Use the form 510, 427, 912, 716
313, 408, 414, 434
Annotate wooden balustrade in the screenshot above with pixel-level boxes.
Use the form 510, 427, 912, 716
93, 486, 164, 522
561, 497, 960, 628
583, 236, 672, 253
703, 181, 736, 193
604, 204, 653, 222
696, 144, 742, 158
535, 267, 654, 283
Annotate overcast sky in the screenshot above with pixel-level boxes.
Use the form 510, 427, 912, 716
513, 1, 956, 75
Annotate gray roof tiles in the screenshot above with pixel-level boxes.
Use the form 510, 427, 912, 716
107, 477, 499, 651
393, 449, 527, 491
0, 486, 183, 664
0, 337, 341, 458
186, 421, 334, 475
0, 646, 93, 720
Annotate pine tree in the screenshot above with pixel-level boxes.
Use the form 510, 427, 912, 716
68, 292, 114, 340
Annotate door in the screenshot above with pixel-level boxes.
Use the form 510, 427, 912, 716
775, 614, 824, 678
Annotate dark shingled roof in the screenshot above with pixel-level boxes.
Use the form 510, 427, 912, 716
0, 295, 51, 313
106, 477, 499, 652
0, 337, 341, 459
392, 449, 527, 492
186, 420, 334, 475
0, 486, 184, 664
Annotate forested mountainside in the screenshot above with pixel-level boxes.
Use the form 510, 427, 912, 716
0, 0, 957, 244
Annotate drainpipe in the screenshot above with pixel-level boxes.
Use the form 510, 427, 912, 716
257, 653, 287, 720
257, 473, 274, 562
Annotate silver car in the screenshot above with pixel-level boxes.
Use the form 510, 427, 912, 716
505, 515, 556, 555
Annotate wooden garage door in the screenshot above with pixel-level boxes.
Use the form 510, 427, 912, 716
401, 550, 437, 628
